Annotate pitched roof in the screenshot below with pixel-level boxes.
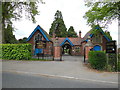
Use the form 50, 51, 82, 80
83, 26, 111, 42
60, 38, 74, 46
52, 37, 83, 46
27, 25, 51, 41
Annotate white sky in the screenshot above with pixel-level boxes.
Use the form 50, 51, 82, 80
12, 0, 118, 45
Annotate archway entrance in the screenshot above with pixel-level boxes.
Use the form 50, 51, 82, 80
62, 44, 72, 55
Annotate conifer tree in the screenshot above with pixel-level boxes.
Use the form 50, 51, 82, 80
49, 10, 67, 37
67, 26, 78, 37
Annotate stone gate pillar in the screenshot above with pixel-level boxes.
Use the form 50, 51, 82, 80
85, 46, 93, 61
84, 36, 93, 63
53, 37, 62, 61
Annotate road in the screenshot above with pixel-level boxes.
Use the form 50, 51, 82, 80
2, 71, 118, 88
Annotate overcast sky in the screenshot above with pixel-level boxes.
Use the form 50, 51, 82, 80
12, 0, 118, 45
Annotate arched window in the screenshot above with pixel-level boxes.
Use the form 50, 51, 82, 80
75, 47, 80, 53
92, 34, 102, 43
35, 34, 42, 41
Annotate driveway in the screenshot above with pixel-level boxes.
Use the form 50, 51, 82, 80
62, 55, 84, 62
2, 56, 118, 87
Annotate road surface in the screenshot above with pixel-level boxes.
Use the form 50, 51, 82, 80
2, 71, 118, 88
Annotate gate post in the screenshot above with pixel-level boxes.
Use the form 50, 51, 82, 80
84, 36, 93, 63
85, 46, 93, 62
53, 37, 61, 61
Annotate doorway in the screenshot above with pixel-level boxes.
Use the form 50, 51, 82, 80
62, 44, 72, 55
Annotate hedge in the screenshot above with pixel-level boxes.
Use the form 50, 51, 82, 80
1, 44, 32, 60
118, 54, 120, 72
88, 51, 107, 70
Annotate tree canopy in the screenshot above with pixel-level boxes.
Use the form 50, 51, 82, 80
2, 1, 42, 43
18, 37, 27, 43
49, 10, 67, 37
67, 26, 78, 37
84, 1, 120, 27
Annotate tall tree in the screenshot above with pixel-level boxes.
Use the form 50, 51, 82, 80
84, 1, 120, 27
49, 10, 67, 37
4, 24, 18, 43
2, 1, 42, 43
67, 26, 78, 37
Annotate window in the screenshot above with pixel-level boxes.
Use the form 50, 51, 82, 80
35, 34, 42, 41
92, 34, 102, 43
75, 47, 80, 53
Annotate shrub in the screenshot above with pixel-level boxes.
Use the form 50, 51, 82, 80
118, 61, 120, 72
1, 43, 32, 60
88, 51, 107, 70
118, 54, 120, 72
107, 53, 117, 72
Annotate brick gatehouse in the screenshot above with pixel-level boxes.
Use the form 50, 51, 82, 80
26, 25, 111, 56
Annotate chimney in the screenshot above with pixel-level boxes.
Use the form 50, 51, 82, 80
79, 31, 81, 38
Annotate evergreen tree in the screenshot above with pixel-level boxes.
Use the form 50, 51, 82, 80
49, 10, 67, 37
67, 26, 78, 37
4, 24, 18, 44
18, 37, 27, 43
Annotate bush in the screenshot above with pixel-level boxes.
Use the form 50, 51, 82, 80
118, 54, 120, 72
107, 53, 117, 72
88, 51, 107, 70
1, 44, 32, 60
118, 61, 120, 72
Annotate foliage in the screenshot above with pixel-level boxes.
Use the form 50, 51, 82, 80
18, 37, 27, 43
118, 53, 120, 72
84, 1, 120, 27
1, 44, 32, 60
49, 10, 67, 37
67, 26, 78, 37
107, 53, 117, 72
4, 24, 18, 44
2, 1, 41, 43
104, 31, 112, 40
88, 51, 107, 70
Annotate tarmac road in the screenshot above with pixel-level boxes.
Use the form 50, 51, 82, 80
2, 71, 118, 88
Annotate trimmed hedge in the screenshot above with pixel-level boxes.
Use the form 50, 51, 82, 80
1, 44, 32, 60
88, 51, 107, 70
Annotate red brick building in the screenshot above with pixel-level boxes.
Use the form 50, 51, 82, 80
27, 25, 111, 56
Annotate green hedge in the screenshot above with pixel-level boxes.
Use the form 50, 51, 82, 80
88, 51, 107, 70
1, 44, 32, 60
118, 54, 120, 72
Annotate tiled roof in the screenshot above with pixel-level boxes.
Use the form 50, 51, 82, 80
52, 37, 83, 46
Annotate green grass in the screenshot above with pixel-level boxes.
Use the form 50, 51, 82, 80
1, 57, 53, 61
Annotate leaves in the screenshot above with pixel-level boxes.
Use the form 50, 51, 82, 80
2, 1, 40, 43
1, 44, 32, 60
84, 1, 120, 27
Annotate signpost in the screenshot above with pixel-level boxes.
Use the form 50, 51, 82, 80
106, 40, 116, 54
